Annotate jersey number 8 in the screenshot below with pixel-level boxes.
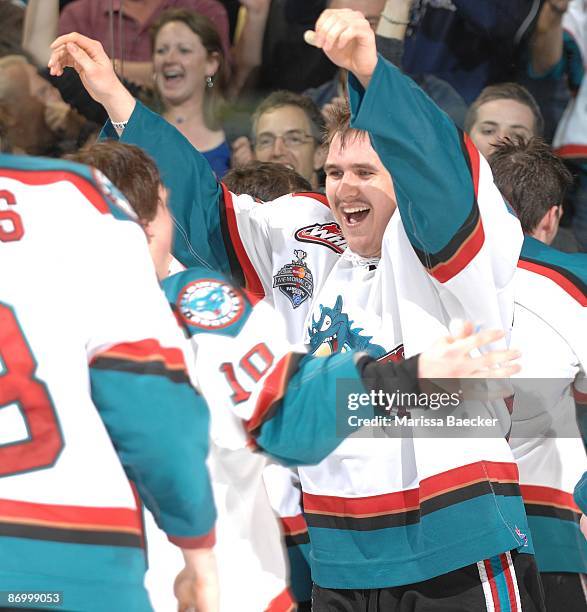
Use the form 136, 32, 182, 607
0, 302, 64, 477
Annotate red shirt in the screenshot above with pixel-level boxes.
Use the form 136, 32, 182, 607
59, 0, 231, 64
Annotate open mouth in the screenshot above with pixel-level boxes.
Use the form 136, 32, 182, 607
162, 69, 185, 84
324, 333, 339, 353
342, 205, 370, 226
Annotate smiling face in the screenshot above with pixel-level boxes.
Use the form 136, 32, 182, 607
469, 98, 536, 159
153, 20, 218, 105
254, 104, 323, 183
325, 132, 396, 258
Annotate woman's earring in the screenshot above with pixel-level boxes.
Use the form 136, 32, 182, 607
206, 75, 214, 88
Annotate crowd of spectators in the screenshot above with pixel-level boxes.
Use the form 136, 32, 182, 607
1, 0, 585, 252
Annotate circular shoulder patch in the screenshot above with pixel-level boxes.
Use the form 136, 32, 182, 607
178, 278, 244, 329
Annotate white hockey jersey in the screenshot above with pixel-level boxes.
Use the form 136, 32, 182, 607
0, 155, 214, 612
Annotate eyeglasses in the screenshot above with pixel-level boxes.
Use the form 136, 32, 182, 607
255, 130, 316, 150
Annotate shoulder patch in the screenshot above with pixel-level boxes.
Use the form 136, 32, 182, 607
178, 278, 245, 329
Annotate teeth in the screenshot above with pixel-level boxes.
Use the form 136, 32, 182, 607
343, 206, 369, 214
164, 70, 183, 78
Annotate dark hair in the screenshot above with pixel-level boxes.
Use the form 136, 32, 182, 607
322, 98, 364, 147
465, 83, 544, 137
68, 141, 162, 223
489, 137, 573, 233
223, 161, 312, 200
151, 8, 228, 130
252, 90, 325, 143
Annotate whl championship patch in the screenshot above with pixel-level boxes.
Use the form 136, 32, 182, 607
273, 250, 314, 309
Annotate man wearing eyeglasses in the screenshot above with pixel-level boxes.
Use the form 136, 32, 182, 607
232, 90, 327, 191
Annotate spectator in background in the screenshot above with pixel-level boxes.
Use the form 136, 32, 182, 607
527, 0, 587, 253
466, 81, 580, 252
401, 0, 541, 104
223, 160, 312, 200
0, 0, 25, 57
465, 83, 543, 160
0, 55, 64, 156
304, 0, 468, 128
231, 91, 326, 190
58, 0, 231, 87
152, 9, 231, 177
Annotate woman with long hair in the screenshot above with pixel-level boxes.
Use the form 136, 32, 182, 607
152, 8, 230, 177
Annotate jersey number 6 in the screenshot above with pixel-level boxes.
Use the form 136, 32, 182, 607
0, 302, 64, 477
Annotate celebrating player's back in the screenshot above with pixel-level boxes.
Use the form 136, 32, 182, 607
0, 154, 217, 612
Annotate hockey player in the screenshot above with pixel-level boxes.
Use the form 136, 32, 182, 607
71, 139, 523, 612
49, 9, 542, 609
490, 137, 587, 610
0, 153, 217, 612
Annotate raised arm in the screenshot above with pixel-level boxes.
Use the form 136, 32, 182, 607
530, 0, 571, 76
48, 33, 229, 274
22, 0, 59, 67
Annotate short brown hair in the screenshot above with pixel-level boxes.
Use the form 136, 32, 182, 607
465, 83, 544, 136
151, 8, 228, 130
252, 90, 325, 143
489, 137, 573, 233
223, 161, 312, 200
68, 141, 161, 223
323, 99, 364, 148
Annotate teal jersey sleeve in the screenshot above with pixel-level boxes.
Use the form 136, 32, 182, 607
100, 101, 230, 274
89, 355, 216, 547
163, 268, 376, 467
575, 471, 587, 515
528, 31, 584, 92
347, 56, 483, 282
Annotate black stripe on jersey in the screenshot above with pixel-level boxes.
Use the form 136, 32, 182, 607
421, 481, 521, 516
411, 203, 480, 271
305, 481, 521, 531
305, 509, 421, 531
524, 503, 580, 523
218, 188, 246, 288
519, 255, 587, 298
0, 522, 143, 548
90, 356, 191, 384
285, 532, 311, 547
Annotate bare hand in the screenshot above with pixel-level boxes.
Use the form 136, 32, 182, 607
48, 32, 135, 125
581, 514, 587, 540
305, 9, 378, 87
175, 548, 219, 612
418, 321, 521, 379
231, 136, 255, 168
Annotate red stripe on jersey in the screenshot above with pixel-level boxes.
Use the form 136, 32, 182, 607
303, 461, 519, 517
518, 259, 587, 306
419, 461, 519, 501
0, 497, 141, 533
291, 192, 330, 208
429, 217, 485, 283
168, 527, 216, 549
265, 587, 295, 612
1, 168, 110, 214
483, 558, 501, 611
500, 553, 519, 612
280, 514, 308, 536
573, 385, 587, 404
220, 183, 265, 305
247, 354, 293, 432
554, 145, 587, 160
91, 339, 187, 371
520, 484, 580, 513
463, 133, 480, 199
